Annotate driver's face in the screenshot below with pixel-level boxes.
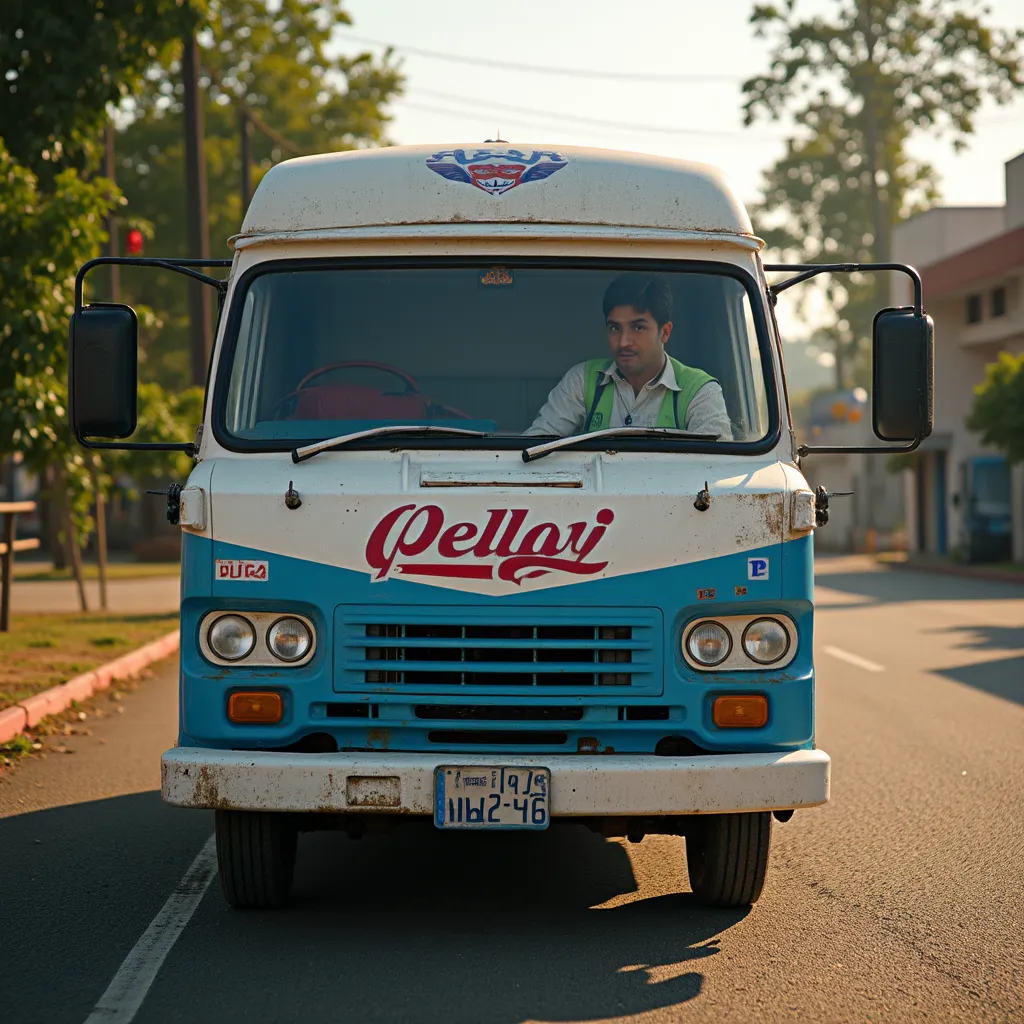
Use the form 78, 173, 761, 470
606, 305, 672, 380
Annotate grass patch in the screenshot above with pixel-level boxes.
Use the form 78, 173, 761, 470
0, 733, 33, 756
0, 612, 178, 711
13, 562, 180, 582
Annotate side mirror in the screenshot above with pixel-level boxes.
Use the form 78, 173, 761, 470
69, 304, 138, 439
872, 307, 934, 442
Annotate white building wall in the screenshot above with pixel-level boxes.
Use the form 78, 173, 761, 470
1006, 153, 1024, 232
892, 207, 1006, 264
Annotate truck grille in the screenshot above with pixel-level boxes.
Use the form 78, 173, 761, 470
335, 607, 662, 694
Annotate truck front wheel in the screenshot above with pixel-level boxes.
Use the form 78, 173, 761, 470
215, 810, 297, 909
685, 811, 771, 907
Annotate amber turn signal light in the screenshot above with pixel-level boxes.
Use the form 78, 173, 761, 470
228, 691, 283, 724
712, 695, 768, 728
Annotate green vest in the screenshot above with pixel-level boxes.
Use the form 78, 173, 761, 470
582, 356, 715, 432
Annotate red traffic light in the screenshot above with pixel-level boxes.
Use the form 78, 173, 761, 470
125, 228, 144, 256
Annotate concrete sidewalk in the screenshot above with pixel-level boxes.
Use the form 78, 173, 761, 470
9, 575, 180, 615
877, 552, 1024, 585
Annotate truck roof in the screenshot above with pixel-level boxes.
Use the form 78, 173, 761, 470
236, 143, 760, 249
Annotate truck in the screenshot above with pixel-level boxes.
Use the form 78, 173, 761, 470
68, 143, 934, 909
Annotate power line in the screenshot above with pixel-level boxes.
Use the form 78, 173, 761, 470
241, 102, 306, 155
412, 87, 782, 140
399, 100, 784, 148
343, 33, 743, 84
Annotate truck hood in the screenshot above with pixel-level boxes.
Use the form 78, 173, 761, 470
200, 451, 805, 598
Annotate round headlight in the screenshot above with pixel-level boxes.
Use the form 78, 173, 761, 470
742, 618, 790, 664
208, 615, 256, 661
686, 621, 732, 666
267, 617, 312, 662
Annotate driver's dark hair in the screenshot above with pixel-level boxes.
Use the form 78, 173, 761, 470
602, 274, 673, 328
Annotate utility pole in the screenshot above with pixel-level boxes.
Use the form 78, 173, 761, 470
95, 122, 121, 608
182, 33, 213, 386
240, 107, 253, 215
105, 123, 120, 302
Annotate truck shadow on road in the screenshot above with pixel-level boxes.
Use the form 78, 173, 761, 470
2, 796, 750, 1023
182, 823, 748, 1023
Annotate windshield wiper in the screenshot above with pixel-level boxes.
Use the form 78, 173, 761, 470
522, 426, 719, 463
292, 425, 490, 463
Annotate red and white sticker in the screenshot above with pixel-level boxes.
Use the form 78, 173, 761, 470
215, 559, 268, 582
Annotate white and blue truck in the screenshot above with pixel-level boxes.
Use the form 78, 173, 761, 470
68, 144, 933, 908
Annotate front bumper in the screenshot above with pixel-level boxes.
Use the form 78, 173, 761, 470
161, 747, 830, 816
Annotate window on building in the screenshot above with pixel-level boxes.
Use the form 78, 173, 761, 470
965, 294, 982, 324
991, 286, 1007, 318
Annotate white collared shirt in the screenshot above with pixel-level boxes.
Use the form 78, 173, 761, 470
525, 358, 733, 438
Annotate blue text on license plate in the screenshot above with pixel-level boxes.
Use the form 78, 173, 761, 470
435, 766, 550, 830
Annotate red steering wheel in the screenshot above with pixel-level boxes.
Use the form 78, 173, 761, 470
274, 360, 472, 420
291, 361, 421, 396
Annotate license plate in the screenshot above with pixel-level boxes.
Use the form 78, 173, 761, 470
435, 766, 550, 830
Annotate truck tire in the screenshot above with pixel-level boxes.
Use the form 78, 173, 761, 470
215, 809, 297, 909
685, 811, 771, 907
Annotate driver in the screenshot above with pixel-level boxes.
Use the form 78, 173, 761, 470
525, 274, 732, 439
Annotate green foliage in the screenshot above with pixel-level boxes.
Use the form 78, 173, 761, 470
0, 0, 200, 176
0, 139, 201, 543
0, 2, 401, 561
0, 141, 113, 496
966, 351, 1024, 465
113, 0, 403, 391
744, 0, 1023, 388
1, 733, 33, 756
115, 383, 205, 484
886, 451, 920, 474
0, 2, 215, 556
137, 0, 402, 148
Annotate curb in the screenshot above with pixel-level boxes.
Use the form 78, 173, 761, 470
883, 559, 1024, 585
0, 629, 180, 746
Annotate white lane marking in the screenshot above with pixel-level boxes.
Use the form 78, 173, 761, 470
823, 645, 885, 673
85, 835, 217, 1024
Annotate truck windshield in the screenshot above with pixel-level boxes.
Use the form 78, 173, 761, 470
220, 261, 771, 447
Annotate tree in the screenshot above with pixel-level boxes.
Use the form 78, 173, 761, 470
0, 141, 199, 596
0, 0, 199, 177
743, 0, 1023, 388
0, 1, 216, 583
966, 352, 1024, 464
0, 139, 116, 595
112, 0, 403, 392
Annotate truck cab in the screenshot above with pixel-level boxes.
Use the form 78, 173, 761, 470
68, 143, 934, 909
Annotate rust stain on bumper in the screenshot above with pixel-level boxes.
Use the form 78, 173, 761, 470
345, 775, 402, 807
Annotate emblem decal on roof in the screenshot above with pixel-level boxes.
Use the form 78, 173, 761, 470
426, 148, 567, 196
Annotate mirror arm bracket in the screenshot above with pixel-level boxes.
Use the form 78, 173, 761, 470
74, 256, 232, 312
75, 430, 196, 458
764, 262, 923, 316
797, 434, 923, 459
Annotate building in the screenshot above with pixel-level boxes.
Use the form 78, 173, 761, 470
891, 152, 1024, 562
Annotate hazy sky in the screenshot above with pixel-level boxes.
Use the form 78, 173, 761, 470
339, 0, 1024, 210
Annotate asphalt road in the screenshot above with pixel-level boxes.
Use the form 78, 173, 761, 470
1, 556, 1021, 1023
